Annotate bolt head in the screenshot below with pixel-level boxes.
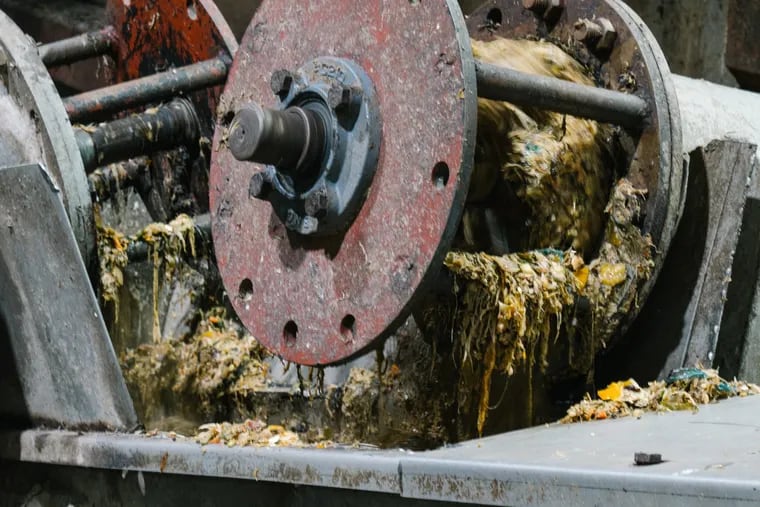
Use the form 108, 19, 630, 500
327, 84, 361, 110
304, 186, 330, 217
249, 172, 270, 199
285, 208, 319, 235
270, 69, 294, 97
596, 18, 617, 51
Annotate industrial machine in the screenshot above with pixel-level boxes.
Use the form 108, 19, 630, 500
1, 0, 760, 505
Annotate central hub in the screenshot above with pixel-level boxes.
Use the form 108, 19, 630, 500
228, 56, 381, 236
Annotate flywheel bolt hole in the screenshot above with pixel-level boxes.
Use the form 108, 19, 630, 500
284, 320, 299, 345
238, 278, 253, 301
340, 314, 356, 340
486, 8, 503, 27
432, 162, 450, 189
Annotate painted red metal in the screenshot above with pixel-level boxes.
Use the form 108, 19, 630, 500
104, 0, 237, 126
210, 0, 476, 365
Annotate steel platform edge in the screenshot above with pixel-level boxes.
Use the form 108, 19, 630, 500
2, 396, 760, 506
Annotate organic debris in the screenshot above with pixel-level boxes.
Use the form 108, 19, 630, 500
120, 308, 271, 425
95, 209, 129, 316
561, 368, 760, 423
138, 214, 198, 342
445, 249, 581, 434
194, 419, 307, 448
96, 213, 199, 341
443, 38, 654, 435
470, 38, 616, 255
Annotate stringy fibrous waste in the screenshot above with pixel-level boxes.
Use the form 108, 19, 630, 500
120, 308, 271, 425
561, 368, 760, 423
96, 212, 197, 341
444, 37, 654, 435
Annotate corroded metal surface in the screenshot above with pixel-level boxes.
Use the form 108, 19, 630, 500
210, 0, 477, 365
468, 0, 684, 344
93, 0, 238, 221
0, 9, 93, 264
0, 164, 137, 430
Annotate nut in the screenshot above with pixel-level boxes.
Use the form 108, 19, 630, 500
573, 17, 617, 51
523, 0, 564, 19
270, 69, 294, 98
248, 172, 270, 199
327, 84, 361, 110
285, 208, 319, 235
304, 186, 330, 217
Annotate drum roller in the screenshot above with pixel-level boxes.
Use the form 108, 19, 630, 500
209, 0, 682, 365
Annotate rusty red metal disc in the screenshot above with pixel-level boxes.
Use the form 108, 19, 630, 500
210, 0, 477, 365
100, 0, 237, 220
105, 0, 237, 124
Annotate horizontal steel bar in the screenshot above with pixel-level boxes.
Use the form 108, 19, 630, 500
475, 60, 649, 129
38, 26, 117, 67
75, 98, 200, 172
126, 213, 211, 262
64, 57, 229, 122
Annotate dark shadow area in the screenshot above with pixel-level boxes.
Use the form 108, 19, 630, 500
0, 461, 492, 507
595, 153, 708, 385
715, 196, 760, 378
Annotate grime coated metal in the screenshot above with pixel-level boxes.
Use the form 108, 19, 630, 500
475, 60, 649, 128
210, 0, 477, 365
0, 9, 94, 265
242, 56, 383, 238
468, 0, 684, 345
0, 164, 137, 430
39, 26, 117, 68
3, 396, 760, 505
75, 98, 201, 171
64, 58, 229, 123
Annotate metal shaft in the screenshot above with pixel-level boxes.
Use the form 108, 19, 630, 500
229, 103, 327, 173
88, 156, 149, 202
126, 213, 211, 262
39, 26, 117, 67
475, 60, 649, 129
75, 98, 200, 172
64, 57, 229, 122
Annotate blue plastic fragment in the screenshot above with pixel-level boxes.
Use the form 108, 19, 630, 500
666, 368, 707, 385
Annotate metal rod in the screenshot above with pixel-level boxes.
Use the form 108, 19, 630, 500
126, 213, 211, 262
475, 60, 649, 129
88, 156, 149, 202
39, 26, 117, 67
75, 98, 200, 172
64, 57, 229, 122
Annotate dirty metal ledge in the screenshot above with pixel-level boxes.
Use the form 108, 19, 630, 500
2, 396, 760, 505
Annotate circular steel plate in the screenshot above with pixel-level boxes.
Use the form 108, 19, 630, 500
467, 0, 683, 342
210, 0, 477, 365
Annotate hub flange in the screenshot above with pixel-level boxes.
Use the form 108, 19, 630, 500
210, 0, 477, 365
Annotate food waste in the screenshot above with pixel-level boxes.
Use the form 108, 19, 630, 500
100, 36, 669, 449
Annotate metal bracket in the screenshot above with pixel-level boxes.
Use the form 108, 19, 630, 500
0, 163, 136, 430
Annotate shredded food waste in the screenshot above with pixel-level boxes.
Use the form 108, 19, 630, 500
562, 368, 760, 423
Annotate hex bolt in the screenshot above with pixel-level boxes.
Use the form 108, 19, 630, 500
304, 186, 330, 217
270, 69, 294, 98
299, 215, 319, 235
328, 83, 362, 111
574, 17, 617, 51
249, 171, 271, 199
522, 0, 564, 19
285, 208, 318, 235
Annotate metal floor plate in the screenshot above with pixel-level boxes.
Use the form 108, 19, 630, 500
2, 396, 760, 505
